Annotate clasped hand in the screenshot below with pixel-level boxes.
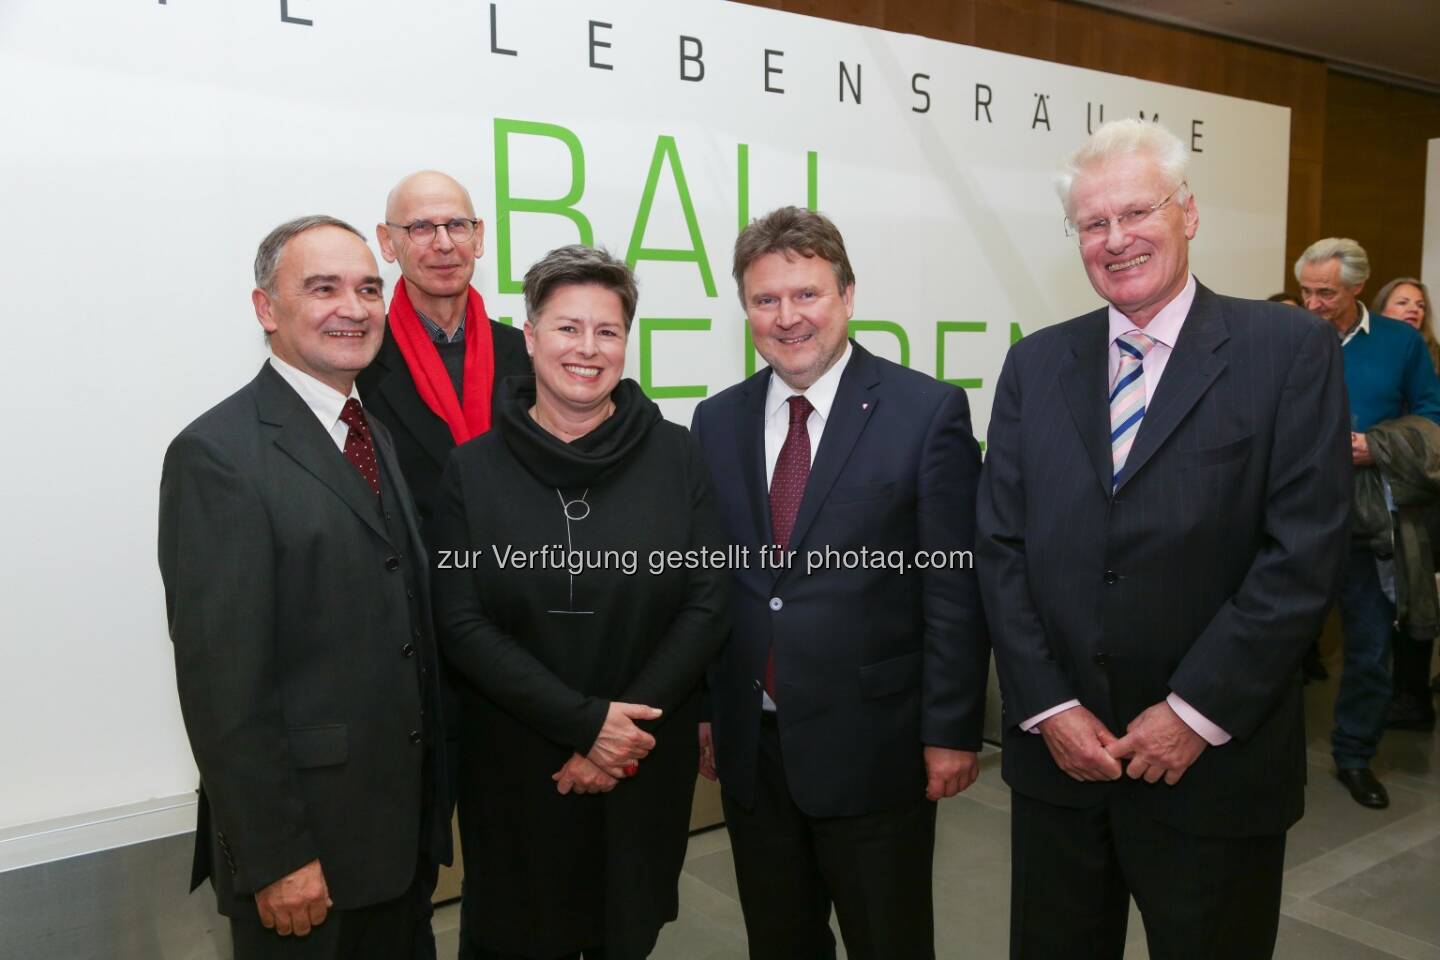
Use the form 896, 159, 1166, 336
552, 700, 662, 793
1039, 701, 1205, 786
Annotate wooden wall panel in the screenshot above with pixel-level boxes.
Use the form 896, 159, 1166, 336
1320, 72, 1440, 293
741, 0, 1440, 294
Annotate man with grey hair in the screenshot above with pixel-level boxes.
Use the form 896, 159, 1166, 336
1296, 237, 1440, 809
979, 120, 1350, 958
160, 216, 450, 958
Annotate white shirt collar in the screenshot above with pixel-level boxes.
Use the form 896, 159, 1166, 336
268, 355, 359, 434
1341, 303, 1371, 346
1107, 273, 1196, 349
764, 341, 853, 423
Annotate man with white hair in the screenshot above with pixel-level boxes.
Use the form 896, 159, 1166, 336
978, 120, 1351, 958
1297, 237, 1440, 809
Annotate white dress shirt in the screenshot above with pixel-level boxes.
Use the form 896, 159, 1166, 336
763, 342, 853, 484
1020, 275, 1231, 747
268, 355, 362, 452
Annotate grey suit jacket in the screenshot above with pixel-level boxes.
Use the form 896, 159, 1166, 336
159, 363, 449, 916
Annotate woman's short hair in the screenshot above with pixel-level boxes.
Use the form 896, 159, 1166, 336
523, 244, 639, 331
732, 206, 855, 306
1055, 119, 1190, 219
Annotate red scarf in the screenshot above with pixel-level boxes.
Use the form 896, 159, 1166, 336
387, 278, 496, 445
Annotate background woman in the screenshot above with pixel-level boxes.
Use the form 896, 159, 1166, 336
1372, 277, 1439, 728
432, 245, 728, 959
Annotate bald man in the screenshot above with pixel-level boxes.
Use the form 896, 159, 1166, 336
357, 172, 529, 960
360, 171, 529, 529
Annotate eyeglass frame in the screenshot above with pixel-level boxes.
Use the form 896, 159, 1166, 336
1064, 182, 1187, 241
384, 217, 481, 245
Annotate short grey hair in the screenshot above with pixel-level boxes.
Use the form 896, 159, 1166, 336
1056, 119, 1190, 219
523, 245, 639, 330
1294, 237, 1370, 287
254, 215, 366, 293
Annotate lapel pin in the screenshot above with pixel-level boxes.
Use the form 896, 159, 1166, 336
861, 402, 869, 410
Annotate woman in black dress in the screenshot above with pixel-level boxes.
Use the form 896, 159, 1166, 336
432, 244, 728, 959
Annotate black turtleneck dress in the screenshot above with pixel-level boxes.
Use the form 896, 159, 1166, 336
431, 377, 729, 959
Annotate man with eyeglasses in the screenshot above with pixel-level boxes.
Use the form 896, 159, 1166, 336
1296, 237, 1440, 811
978, 120, 1350, 958
357, 171, 529, 960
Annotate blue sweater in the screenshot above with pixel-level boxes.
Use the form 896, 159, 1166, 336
1343, 313, 1440, 432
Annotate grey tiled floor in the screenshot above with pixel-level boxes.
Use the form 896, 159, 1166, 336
433, 666, 1440, 959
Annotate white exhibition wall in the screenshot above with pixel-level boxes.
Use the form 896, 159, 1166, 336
0, 0, 1290, 832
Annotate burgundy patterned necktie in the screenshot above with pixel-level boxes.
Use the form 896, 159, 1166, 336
766, 394, 813, 700
339, 398, 381, 496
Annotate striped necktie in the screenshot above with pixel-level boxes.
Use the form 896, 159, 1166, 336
1110, 329, 1156, 490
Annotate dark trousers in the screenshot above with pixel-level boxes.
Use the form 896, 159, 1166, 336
410, 859, 439, 960
1333, 550, 1395, 767
230, 864, 429, 960
1010, 790, 1285, 960
722, 714, 937, 960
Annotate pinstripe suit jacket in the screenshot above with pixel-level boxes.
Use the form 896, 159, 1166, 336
977, 283, 1351, 837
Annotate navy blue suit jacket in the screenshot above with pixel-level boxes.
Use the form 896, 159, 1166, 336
692, 341, 988, 817
977, 283, 1351, 837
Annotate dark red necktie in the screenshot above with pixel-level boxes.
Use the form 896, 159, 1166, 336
340, 398, 381, 496
766, 395, 813, 700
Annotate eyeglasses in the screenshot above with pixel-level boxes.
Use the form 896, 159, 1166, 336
386, 218, 480, 245
1065, 183, 1186, 240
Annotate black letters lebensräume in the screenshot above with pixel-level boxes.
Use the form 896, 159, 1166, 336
490, 3, 517, 57
764, 49, 785, 94
589, 20, 613, 71
975, 83, 993, 123
911, 74, 931, 114
680, 36, 704, 82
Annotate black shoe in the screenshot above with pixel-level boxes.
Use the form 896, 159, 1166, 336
1385, 697, 1437, 732
1336, 768, 1390, 809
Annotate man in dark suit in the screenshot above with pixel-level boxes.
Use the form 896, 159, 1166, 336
159, 216, 449, 959
977, 120, 1351, 959
691, 206, 989, 960
358, 170, 530, 531
356, 171, 528, 959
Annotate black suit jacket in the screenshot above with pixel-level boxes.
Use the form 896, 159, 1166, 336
356, 320, 530, 531
692, 342, 988, 817
159, 364, 450, 916
977, 283, 1351, 837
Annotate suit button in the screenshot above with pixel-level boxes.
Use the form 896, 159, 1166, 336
752, 679, 763, 691
1093, 652, 1110, 667
769, 597, 783, 611
402, 642, 415, 657
1103, 570, 1118, 585
406, 589, 415, 599
385, 556, 400, 571
409, 730, 422, 744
